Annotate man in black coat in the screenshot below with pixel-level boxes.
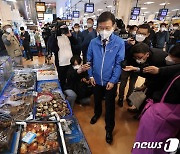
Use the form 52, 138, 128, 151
123, 43, 168, 98
20, 27, 33, 61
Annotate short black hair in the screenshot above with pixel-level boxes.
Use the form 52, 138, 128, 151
148, 21, 154, 24
56, 17, 61, 21
173, 23, 179, 27
116, 19, 125, 29
97, 11, 116, 25
74, 23, 80, 27
129, 25, 137, 31
169, 43, 180, 58
138, 24, 151, 33
70, 55, 82, 65
160, 23, 167, 27
20, 27, 24, 31
87, 18, 94, 22
131, 43, 150, 54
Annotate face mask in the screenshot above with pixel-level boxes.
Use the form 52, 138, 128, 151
99, 29, 114, 40
161, 27, 166, 32
173, 27, 178, 30
6, 28, 12, 33
165, 56, 175, 65
136, 34, 146, 42
74, 28, 79, 32
136, 59, 146, 64
132, 31, 136, 35
87, 23, 93, 28
73, 65, 81, 70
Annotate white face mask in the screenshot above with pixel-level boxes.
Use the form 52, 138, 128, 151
173, 27, 178, 30
136, 59, 146, 64
136, 34, 146, 42
161, 27, 166, 32
73, 65, 81, 70
99, 29, 114, 40
6, 27, 12, 33
132, 31, 136, 35
87, 23, 93, 28
165, 56, 175, 65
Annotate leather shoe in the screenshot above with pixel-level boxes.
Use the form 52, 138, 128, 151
106, 131, 113, 144
90, 115, 100, 124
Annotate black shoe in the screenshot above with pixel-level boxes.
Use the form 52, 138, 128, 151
26, 58, 30, 61
31, 58, 33, 61
127, 99, 133, 107
106, 131, 113, 144
118, 98, 123, 107
90, 115, 100, 124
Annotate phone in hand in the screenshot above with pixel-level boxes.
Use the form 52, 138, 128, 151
87, 62, 91, 67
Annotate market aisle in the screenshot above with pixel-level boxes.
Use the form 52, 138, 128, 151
24, 56, 144, 154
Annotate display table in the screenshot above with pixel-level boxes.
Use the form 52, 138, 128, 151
0, 59, 91, 154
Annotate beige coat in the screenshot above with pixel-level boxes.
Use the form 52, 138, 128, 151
2, 33, 22, 58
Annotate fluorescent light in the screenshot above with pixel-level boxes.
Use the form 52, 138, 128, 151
141, 7, 147, 10
144, 2, 154, 5
84, 13, 88, 16
6, 0, 16, 1
172, 9, 179, 11
91, 15, 96, 18
144, 11, 150, 14
159, 3, 170, 5
107, 5, 112, 8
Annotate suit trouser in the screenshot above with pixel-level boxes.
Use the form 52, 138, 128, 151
58, 65, 70, 90
23, 44, 33, 59
119, 70, 138, 100
93, 84, 117, 132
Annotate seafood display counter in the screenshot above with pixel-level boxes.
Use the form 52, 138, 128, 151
0, 61, 91, 154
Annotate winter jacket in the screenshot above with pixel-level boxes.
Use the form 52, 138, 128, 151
87, 33, 125, 86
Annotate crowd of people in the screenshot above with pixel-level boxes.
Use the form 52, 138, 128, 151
0, 11, 180, 152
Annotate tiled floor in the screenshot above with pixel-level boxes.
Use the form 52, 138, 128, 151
24, 56, 145, 154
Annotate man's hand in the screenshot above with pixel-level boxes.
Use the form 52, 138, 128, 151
81, 64, 91, 72
90, 77, 96, 86
127, 38, 136, 46
143, 66, 159, 74
106, 82, 114, 90
123, 66, 138, 72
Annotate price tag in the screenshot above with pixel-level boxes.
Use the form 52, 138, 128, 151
22, 132, 36, 144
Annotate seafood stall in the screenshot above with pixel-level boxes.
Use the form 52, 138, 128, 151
0, 56, 91, 154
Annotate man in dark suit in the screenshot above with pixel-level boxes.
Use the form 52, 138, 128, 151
20, 27, 33, 61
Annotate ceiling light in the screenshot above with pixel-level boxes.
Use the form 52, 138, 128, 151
144, 11, 150, 14
6, 0, 16, 1
91, 15, 96, 18
141, 7, 147, 10
107, 5, 112, 8
159, 3, 170, 5
144, 2, 154, 5
172, 9, 179, 11
84, 13, 88, 16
